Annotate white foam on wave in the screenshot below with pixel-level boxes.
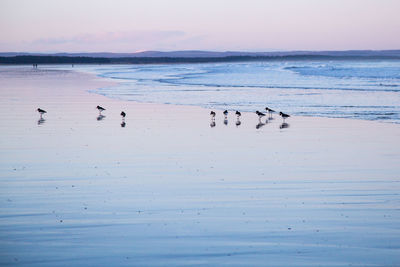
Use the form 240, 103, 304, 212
63, 61, 400, 123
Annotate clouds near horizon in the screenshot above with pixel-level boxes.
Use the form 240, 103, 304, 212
1, 0, 399, 52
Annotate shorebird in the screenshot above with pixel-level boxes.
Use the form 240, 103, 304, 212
37, 108, 47, 116
97, 105, 105, 114
223, 110, 228, 118
256, 111, 266, 119
210, 111, 216, 119
120, 111, 126, 118
279, 112, 290, 122
235, 111, 241, 118
265, 107, 276, 118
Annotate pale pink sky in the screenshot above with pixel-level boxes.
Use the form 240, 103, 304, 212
1, 0, 399, 52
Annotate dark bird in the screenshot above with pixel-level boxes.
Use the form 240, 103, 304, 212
121, 111, 126, 118
265, 107, 275, 113
223, 110, 228, 117
97, 105, 105, 114
256, 111, 266, 119
279, 112, 290, 122
37, 108, 47, 116
235, 111, 241, 117
210, 111, 216, 119
265, 107, 276, 118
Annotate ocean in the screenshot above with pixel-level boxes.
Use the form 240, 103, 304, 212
61, 60, 400, 123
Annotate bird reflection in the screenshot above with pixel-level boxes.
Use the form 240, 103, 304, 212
224, 118, 228, 125
210, 120, 216, 128
97, 114, 106, 121
37, 118, 46, 125
280, 123, 290, 129
256, 121, 266, 129
236, 118, 241, 127
121, 121, 126, 128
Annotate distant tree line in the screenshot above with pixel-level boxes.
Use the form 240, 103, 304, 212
1, 55, 399, 65
0, 56, 110, 64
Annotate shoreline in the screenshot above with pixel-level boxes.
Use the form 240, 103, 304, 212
34, 64, 400, 127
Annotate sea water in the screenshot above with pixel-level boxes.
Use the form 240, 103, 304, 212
59, 60, 400, 123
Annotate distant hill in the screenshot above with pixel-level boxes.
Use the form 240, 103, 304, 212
1, 50, 400, 58
1, 50, 400, 65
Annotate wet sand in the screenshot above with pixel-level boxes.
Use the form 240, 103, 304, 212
0, 66, 400, 266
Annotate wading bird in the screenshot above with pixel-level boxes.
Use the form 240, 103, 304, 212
97, 105, 105, 114
279, 112, 290, 122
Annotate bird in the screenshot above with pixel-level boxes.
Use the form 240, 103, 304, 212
279, 112, 290, 122
97, 105, 105, 114
265, 107, 276, 118
223, 110, 228, 117
235, 111, 241, 118
210, 111, 216, 119
265, 107, 275, 113
37, 108, 47, 116
256, 111, 266, 119
120, 111, 126, 118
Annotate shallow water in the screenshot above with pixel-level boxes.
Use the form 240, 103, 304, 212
50, 60, 400, 123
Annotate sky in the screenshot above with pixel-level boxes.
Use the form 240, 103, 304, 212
0, 0, 399, 52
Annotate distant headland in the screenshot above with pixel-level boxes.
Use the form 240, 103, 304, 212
1, 50, 399, 64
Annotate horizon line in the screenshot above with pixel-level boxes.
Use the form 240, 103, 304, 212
1, 49, 400, 54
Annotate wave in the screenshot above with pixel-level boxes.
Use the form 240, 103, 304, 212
155, 78, 400, 93
88, 60, 400, 124
284, 65, 400, 79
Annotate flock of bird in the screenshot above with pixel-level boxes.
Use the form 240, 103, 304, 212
210, 107, 290, 122
36, 106, 290, 128
37, 106, 125, 118
36, 106, 127, 126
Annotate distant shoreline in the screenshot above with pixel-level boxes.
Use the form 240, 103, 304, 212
1, 54, 400, 65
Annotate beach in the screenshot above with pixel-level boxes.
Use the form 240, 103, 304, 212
1, 66, 400, 266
